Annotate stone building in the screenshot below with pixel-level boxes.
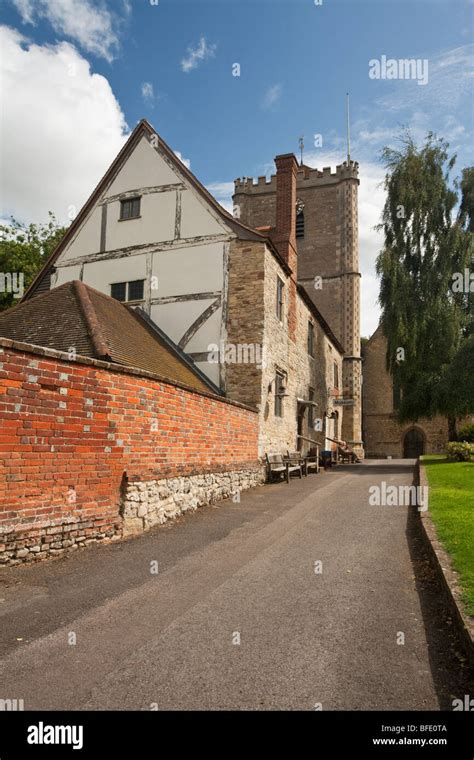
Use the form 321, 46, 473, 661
362, 325, 473, 457
225, 155, 345, 456
21, 120, 347, 459
233, 159, 363, 457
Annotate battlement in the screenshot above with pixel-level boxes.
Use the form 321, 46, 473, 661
234, 160, 359, 194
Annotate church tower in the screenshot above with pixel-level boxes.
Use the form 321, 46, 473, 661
233, 159, 364, 458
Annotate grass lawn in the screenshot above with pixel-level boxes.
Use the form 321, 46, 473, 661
422, 455, 474, 617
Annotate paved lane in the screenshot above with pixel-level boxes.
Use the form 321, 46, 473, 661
0, 461, 471, 710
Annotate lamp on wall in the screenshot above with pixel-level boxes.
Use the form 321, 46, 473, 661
268, 375, 288, 397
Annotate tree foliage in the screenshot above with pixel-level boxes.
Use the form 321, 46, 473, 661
0, 213, 68, 311
375, 132, 473, 425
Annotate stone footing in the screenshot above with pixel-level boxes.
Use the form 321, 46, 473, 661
122, 467, 265, 534
0, 516, 122, 566
0, 468, 265, 565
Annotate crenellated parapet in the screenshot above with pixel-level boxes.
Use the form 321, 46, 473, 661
234, 160, 359, 195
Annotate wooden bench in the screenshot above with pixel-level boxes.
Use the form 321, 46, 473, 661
266, 453, 302, 483
285, 451, 306, 476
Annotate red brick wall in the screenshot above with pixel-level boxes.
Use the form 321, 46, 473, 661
0, 342, 259, 550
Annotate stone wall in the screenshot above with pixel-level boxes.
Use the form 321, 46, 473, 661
259, 246, 344, 455
225, 240, 344, 456
0, 339, 260, 565
224, 239, 265, 409
122, 467, 264, 534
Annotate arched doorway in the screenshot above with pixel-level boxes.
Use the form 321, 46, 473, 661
403, 428, 425, 458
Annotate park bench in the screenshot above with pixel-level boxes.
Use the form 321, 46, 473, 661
266, 453, 302, 483
285, 451, 306, 475
286, 450, 320, 476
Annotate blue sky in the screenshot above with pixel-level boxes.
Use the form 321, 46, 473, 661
1, 0, 473, 333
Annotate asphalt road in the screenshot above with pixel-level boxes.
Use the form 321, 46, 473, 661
0, 460, 472, 710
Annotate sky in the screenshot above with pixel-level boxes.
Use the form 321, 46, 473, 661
0, 0, 473, 336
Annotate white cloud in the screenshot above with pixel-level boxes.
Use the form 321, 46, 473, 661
10, 0, 123, 62
180, 36, 216, 73
141, 81, 154, 102
262, 84, 281, 110
174, 151, 191, 169
376, 44, 474, 113
206, 182, 234, 213
0, 26, 128, 225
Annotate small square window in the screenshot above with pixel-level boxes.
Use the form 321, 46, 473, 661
120, 197, 141, 220
128, 280, 144, 301
111, 282, 126, 302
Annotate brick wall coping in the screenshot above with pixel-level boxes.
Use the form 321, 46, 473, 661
0, 337, 258, 415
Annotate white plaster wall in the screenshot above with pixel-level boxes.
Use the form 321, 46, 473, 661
53, 264, 82, 286
193, 360, 220, 385
151, 243, 223, 297
60, 206, 101, 262
104, 135, 179, 196
82, 256, 148, 295
184, 306, 222, 353
106, 192, 176, 250
180, 190, 226, 238
150, 299, 215, 345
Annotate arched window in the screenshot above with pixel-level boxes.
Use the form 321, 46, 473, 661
296, 210, 304, 238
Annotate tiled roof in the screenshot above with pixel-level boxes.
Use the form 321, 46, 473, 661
0, 281, 216, 394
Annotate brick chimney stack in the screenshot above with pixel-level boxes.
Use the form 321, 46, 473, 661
273, 153, 298, 341
273, 153, 298, 273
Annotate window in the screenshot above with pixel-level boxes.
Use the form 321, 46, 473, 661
120, 197, 141, 220
111, 282, 126, 302
307, 321, 315, 357
296, 210, 304, 239
308, 387, 315, 429
128, 280, 145, 301
276, 276, 284, 321
333, 361, 339, 389
274, 371, 285, 417
110, 280, 145, 302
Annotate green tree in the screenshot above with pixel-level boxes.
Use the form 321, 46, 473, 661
375, 132, 473, 435
0, 213, 68, 311
458, 166, 474, 232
